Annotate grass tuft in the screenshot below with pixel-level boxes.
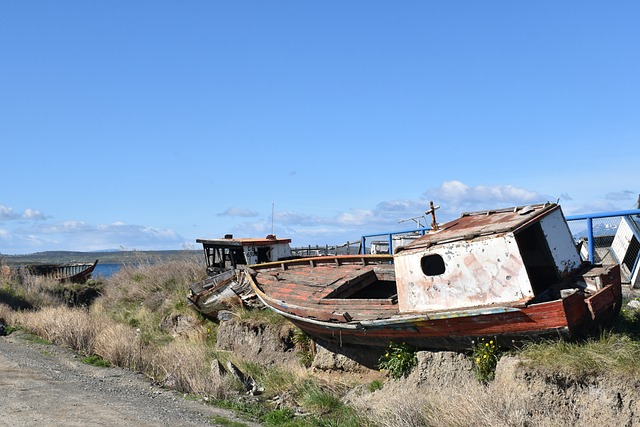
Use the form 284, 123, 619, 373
82, 355, 111, 367
520, 332, 640, 378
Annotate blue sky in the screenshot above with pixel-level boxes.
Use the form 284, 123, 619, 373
1, 1, 639, 255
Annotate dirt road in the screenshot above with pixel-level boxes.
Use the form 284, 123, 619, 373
0, 331, 259, 426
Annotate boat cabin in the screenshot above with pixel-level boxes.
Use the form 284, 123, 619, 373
196, 234, 293, 275
394, 203, 583, 313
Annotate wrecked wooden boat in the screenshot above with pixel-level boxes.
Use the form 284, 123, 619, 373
187, 235, 295, 320
23, 260, 98, 284
245, 203, 622, 351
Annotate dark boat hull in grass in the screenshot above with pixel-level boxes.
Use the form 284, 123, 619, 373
24, 260, 99, 284
245, 203, 623, 351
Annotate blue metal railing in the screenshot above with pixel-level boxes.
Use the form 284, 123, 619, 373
361, 227, 429, 255
566, 208, 640, 267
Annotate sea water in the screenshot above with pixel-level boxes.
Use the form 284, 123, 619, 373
92, 263, 122, 278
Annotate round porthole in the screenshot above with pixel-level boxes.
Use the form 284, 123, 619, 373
421, 254, 445, 276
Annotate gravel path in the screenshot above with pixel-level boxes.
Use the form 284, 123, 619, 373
0, 331, 261, 427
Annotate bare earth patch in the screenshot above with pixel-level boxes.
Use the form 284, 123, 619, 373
0, 330, 260, 427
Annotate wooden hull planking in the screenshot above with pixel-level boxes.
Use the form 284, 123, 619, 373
247, 256, 621, 351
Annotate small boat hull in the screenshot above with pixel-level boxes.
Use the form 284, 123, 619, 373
188, 269, 256, 320
22, 260, 99, 284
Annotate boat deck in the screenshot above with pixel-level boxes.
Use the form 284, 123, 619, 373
250, 255, 399, 322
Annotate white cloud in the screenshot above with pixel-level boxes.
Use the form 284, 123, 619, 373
605, 190, 635, 201
336, 209, 375, 226
276, 211, 321, 226
0, 205, 17, 220
22, 208, 46, 220
217, 208, 259, 218
2, 219, 185, 254
424, 180, 549, 217
0, 204, 47, 221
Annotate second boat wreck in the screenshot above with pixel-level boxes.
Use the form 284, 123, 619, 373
245, 203, 622, 351
187, 234, 294, 320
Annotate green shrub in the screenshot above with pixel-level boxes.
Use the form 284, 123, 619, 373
471, 337, 500, 383
263, 408, 296, 425
301, 385, 343, 415
82, 355, 111, 367
291, 328, 314, 368
3, 325, 19, 335
378, 341, 417, 379
367, 380, 383, 392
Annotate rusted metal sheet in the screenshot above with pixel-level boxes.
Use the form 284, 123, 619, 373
196, 236, 292, 246
402, 203, 557, 250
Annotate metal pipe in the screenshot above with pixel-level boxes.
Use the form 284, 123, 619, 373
586, 217, 594, 264
566, 208, 640, 221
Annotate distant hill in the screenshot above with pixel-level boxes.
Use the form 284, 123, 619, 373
1, 250, 201, 266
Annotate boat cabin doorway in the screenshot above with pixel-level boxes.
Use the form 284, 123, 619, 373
515, 222, 560, 296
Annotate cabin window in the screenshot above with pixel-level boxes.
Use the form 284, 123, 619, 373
421, 254, 445, 276
257, 247, 271, 263
228, 248, 247, 267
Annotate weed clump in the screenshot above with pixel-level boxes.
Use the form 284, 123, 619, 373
378, 341, 417, 379
471, 337, 501, 383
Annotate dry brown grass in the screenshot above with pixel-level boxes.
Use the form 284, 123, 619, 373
12, 303, 234, 398
0, 302, 17, 326
352, 379, 576, 427
100, 258, 203, 310
93, 320, 144, 369
16, 306, 96, 354
152, 340, 237, 397
351, 353, 634, 427
2, 271, 65, 308
350, 380, 431, 427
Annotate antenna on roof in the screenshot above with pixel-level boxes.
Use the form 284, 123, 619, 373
399, 215, 426, 228
426, 201, 440, 231
271, 203, 275, 236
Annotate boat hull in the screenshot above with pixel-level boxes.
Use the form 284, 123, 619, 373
22, 260, 98, 284
188, 268, 256, 320
247, 256, 621, 351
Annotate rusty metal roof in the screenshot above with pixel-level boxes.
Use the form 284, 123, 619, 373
196, 235, 292, 247
400, 203, 558, 251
